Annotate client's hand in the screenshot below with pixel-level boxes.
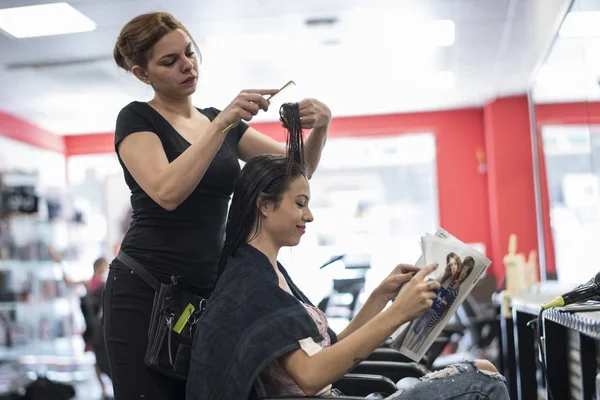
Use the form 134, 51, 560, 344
390, 263, 440, 322
298, 98, 331, 130
372, 264, 422, 304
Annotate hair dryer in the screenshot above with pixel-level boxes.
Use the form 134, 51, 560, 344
542, 271, 600, 309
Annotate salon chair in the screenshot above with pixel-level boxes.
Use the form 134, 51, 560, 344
252, 358, 432, 399
426, 297, 499, 369
369, 323, 465, 371
319, 277, 366, 320
317, 254, 371, 321
349, 361, 428, 384
454, 296, 498, 350
252, 323, 470, 399
253, 372, 399, 399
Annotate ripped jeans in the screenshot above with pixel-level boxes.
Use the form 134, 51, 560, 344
385, 361, 510, 400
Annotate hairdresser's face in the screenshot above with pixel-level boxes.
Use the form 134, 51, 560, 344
263, 176, 313, 248
139, 29, 199, 98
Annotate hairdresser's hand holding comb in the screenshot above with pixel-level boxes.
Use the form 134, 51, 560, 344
298, 98, 331, 130
215, 89, 280, 129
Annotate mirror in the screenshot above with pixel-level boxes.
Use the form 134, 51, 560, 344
531, 0, 600, 285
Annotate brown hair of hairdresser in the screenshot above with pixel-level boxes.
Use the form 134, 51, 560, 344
113, 12, 200, 71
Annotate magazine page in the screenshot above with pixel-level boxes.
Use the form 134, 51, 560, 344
389, 228, 460, 344
413, 228, 460, 267
398, 236, 491, 361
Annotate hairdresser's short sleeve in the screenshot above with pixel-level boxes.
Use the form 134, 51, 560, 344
114, 102, 157, 152
206, 107, 249, 142
235, 120, 250, 142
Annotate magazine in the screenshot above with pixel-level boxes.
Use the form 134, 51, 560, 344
388, 228, 491, 361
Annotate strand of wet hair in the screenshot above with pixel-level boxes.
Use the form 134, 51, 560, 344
279, 102, 306, 177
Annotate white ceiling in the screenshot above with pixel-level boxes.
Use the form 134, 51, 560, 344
0, 0, 572, 135
532, 0, 600, 104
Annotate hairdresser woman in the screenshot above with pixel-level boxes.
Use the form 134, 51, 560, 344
104, 12, 331, 400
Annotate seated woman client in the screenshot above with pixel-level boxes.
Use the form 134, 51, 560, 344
187, 104, 509, 400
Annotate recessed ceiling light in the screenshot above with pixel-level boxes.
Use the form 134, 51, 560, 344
559, 11, 600, 38
0, 2, 96, 39
322, 39, 340, 46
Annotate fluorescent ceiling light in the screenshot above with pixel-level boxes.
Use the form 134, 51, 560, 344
560, 11, 600, 38
0, 2, 96, 39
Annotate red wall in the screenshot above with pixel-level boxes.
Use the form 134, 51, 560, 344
65, 109, 496, 275
324, 110, 493, 272
4, 101, 598, 282
484, 96, 539, 282
536, 102, 600, 125
64, 133, 113, 156
0, 110, 65, 153
250, 110, 492, 269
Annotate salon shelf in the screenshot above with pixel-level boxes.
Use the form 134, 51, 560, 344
0, 335, 89, 362
0, 260, 59, 272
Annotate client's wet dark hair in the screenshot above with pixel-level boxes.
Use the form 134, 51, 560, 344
217, 103, 307, 277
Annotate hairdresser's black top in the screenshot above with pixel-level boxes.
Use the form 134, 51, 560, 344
114, 101, 249, 294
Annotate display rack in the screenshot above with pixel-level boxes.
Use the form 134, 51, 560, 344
0, 170, 78, 361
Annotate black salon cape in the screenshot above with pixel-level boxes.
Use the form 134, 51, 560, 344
186, 244, 338, 400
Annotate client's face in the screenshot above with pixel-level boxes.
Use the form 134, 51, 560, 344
449, 258, 459, 275
264, 176, 313, 247
458, 264, 473, 284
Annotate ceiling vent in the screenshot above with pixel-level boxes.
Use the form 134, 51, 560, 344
305, 17, 338, 27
